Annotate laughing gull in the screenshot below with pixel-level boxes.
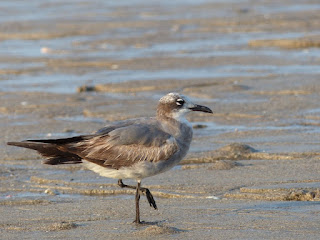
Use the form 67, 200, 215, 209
7, 92, 212, 224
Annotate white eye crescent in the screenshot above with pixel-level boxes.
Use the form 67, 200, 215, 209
176, 99, 185, 106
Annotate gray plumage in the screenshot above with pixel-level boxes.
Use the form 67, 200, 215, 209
7, 92, 212, 223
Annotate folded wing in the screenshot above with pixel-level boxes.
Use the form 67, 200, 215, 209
8, 121, 179, 170
68, 123, 179, 169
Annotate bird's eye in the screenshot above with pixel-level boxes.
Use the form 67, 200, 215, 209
176, 99, 185, 106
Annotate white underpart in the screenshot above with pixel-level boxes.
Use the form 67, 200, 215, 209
83, 159, 174, 181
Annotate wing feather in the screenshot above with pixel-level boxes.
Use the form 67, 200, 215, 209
67, 124, 179, 169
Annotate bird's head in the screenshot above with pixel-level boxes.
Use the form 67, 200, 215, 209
157, 92, 212, 121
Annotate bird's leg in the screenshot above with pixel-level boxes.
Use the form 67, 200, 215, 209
140, 187, 157, 210
118, 179, 157, 209
134, 181, 141, 224
118, 179, 136, 189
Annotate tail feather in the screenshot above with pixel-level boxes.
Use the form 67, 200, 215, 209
23, 135, 90, 145
7, 141, 82, 165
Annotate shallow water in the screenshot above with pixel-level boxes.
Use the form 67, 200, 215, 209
1, 0, 320, 93
2, 64, 320, 94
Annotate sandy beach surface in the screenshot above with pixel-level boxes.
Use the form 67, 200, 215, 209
1, 0, 320, 239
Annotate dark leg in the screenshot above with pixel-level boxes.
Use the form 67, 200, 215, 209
118, 179, 136, 189
134, 181, 141, 224
142, 188, 157, 210
118, 179, 157, 209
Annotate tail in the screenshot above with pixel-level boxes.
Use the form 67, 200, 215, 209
7, 136, 86, 165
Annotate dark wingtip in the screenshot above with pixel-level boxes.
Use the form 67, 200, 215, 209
7, 141, 23, 146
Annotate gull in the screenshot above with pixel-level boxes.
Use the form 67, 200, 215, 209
7, 92, 212, 224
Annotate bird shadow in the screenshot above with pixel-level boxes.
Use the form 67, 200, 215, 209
134, 220, 166, 226
132, 220, 187, 234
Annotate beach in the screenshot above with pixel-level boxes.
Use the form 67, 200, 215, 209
1, 0, 320, 239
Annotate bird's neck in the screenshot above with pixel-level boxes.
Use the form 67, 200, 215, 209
157, 113, 193, 140
157, 107, 190, 126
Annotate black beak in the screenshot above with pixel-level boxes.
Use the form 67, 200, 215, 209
189, 104, 213, 113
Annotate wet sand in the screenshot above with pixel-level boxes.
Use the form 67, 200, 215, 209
1, 0, 320, 239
